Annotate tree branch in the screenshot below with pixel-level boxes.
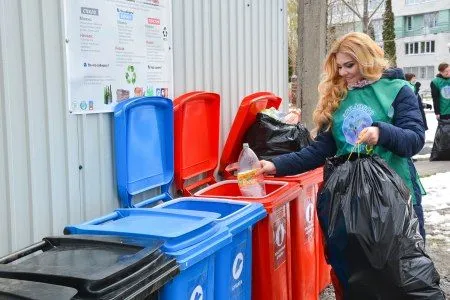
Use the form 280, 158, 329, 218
340, 0, 362, 19
369, 0, 386, 20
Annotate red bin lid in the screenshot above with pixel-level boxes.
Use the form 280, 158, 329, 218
173, 92, 220, 194
218, 92, 282, 177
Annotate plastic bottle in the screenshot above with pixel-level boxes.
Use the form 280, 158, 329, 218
237, 143, 266, 197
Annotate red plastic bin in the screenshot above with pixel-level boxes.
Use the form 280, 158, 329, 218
263, 170, 332, 295
195, 180, 300, 300
173, 91, 330, 298
218, 94, 331, 298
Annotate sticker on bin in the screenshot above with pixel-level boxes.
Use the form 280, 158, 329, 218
230, 241, 246, 298
272, 206, 287, 268
190, 285, 204, 300
305, 197, 315, 242
189, 270, 207, 300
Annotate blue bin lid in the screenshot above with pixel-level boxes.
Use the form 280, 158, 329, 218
114, 97, 174, 208
155, 198, 266, 235
64, 209, 231, 269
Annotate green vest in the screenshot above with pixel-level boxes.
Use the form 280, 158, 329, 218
331, 78, 418, 204
432, 77, 450, 115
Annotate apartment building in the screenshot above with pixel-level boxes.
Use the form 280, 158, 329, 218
393, 0, 450, 94
328, 0, 450, 93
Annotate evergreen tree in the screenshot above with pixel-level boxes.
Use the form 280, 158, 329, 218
382, 0, 396, 66
368, 21, 376, 41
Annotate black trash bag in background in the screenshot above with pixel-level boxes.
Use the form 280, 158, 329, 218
317, 155, 445, 299
244, 113, 312, 160
430, 119, 450, 161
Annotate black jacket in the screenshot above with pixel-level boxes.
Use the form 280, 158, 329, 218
415, 82, 428, 130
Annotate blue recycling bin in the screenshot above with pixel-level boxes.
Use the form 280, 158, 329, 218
65, 97, 265, 299
65, 208, 231, 300
155, 198, 266, 300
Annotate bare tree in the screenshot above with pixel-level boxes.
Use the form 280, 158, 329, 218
288, 0, 298, 79
330, 0, 385, 33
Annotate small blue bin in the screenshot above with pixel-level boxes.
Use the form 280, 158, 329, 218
155, 197, 266, 300
65, 208, 232, 300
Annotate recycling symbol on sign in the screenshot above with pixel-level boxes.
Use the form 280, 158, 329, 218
275, 223, 285, 247
162, 26, 168, 38
190, 285, 203, 300
232, 252, 244, 280
125, 65, 136, 84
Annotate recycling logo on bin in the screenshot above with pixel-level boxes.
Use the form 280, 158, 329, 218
232, 252, 244, 280
190, 285, 203, 300
304, 197, 314, 242
275, 223, 286, 247
273, 206, 287, 268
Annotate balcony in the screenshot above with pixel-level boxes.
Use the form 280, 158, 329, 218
396, 21, 450, 38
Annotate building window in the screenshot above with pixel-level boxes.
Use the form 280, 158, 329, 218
427, 66, 435, 78
405, 41, 435, 55
371, 19, 383, 42
420, 67, 426, 79
368, 0, 383, 10
405, 0, 435, 5
403, 66, 435, 79
405, 16, 412, 31
424, 12, 438, 29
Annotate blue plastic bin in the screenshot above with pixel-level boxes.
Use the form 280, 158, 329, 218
114, 96, 174, 208
65, 97, 265, 299
65, 208, 231, 300
156, 198, 266, 300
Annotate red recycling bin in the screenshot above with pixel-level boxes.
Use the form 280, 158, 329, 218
194, 180, 300, 300
261, 169, 332, 296
173, 91, 330, 299
218, 93, 331, 298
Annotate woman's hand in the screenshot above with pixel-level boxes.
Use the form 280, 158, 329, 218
255, 160, 277, 176
357, 126, 379, 145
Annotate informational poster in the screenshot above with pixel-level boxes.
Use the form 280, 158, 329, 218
63, 0, 173, 114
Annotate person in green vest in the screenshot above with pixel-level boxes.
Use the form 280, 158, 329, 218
256, 32, 427, 297
431, 62, 450, 120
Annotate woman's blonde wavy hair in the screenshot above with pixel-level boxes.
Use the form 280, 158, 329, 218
313, 32, 389, 133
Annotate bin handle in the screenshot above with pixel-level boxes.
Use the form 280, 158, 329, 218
0, 240, 47, 264
80, 211, 121, 225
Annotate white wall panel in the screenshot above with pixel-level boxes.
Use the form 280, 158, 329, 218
0, 0, 288, 256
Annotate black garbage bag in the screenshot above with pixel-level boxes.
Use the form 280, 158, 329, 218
244, 113, 312, 160
317, 155, 444, 299
430, 119, 450, 161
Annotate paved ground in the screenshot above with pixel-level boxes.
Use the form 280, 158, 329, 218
415, 160, 450, 177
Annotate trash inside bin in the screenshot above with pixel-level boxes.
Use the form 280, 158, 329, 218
194, 180, 300, 300
156, 197, 266, 300
65, 208, 232, 300
244, 112, 312, 160
0, 235, 179, 300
